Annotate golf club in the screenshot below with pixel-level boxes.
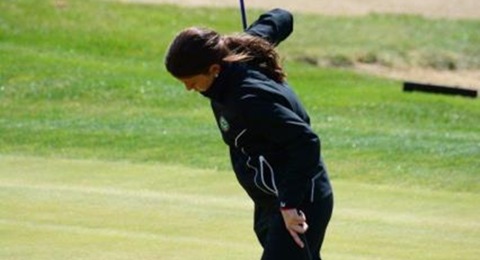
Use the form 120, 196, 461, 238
239, 0, 247, 30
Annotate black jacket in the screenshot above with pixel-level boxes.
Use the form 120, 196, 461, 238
202, 9, 331, 209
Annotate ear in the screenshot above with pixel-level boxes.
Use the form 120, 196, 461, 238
208, 64, 221, 76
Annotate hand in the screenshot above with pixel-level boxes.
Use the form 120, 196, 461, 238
280, 208, 308, 248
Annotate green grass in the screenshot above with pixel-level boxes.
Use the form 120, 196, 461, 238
0, 1, 480, 259
1, 155, 479, 260
1, 0, 478, 192
287, 13, 480, 69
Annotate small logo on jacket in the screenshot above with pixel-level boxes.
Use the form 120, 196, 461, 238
219, 116, 230, 132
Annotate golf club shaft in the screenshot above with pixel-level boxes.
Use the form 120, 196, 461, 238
239, 0, 247, 30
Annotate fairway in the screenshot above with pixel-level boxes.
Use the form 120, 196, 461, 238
1, 156, 479, 260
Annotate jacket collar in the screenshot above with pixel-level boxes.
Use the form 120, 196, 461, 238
200, 63, 246, 101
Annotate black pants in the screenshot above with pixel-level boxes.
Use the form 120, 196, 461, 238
254, 193, 333, 260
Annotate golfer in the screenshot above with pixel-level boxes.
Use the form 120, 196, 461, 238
165, 8, 333, 260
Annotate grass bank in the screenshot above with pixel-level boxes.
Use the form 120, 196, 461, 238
1, 0, 479, 193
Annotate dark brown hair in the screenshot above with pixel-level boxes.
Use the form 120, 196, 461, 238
165, 27, 286, 82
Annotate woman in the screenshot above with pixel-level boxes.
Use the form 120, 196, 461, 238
165, 8, 333, 260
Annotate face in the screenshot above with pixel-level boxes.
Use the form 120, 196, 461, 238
178, 64, 220, 93
178, 74, 215, 92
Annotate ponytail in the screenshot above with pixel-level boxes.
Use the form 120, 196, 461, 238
223, 34, 286, 83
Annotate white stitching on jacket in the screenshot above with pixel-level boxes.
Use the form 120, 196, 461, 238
234, 129, 247, 148
246, 156, 273, 195
259, 156, 278, 196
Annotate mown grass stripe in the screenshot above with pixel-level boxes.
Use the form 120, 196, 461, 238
0, 219, 252, 249
0, 182, 251, 210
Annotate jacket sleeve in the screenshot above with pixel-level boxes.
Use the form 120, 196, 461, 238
238, 94, 321, 209
245, 8, 294, 46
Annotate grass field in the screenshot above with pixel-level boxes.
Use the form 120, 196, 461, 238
1, 155, 479, 260
1, 0, 479, 259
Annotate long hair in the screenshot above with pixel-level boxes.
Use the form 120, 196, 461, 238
165, 27, 286, 82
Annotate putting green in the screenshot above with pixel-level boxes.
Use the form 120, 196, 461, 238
1, 155, 478, 259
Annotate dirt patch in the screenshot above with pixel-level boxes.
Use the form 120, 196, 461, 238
354, 64, 480, 90
121, 0, 480, 90
121, 0, 480, 19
